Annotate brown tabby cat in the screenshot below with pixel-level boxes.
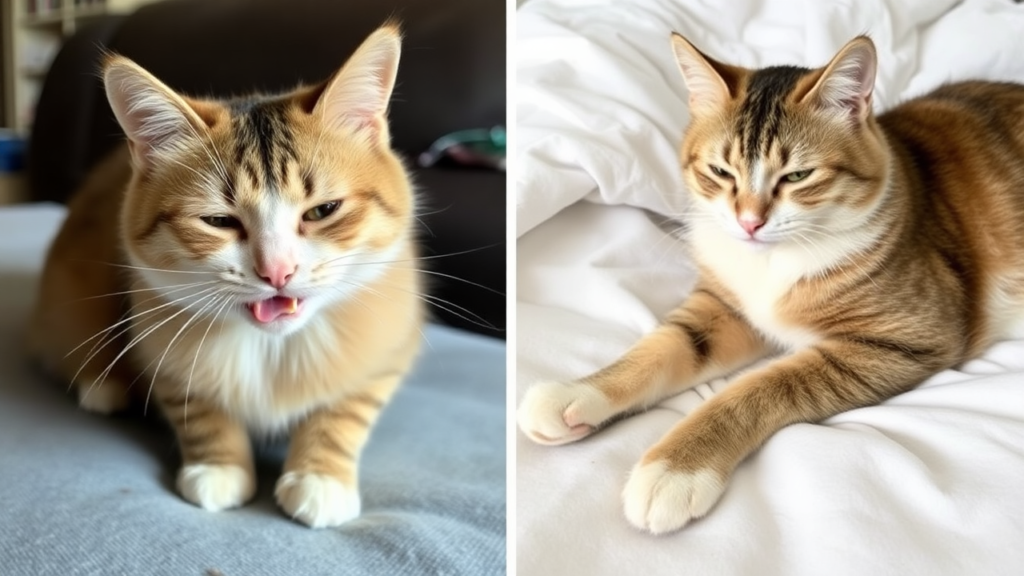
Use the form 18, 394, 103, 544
517, 33, 1024, 533
29, 25, 423, 528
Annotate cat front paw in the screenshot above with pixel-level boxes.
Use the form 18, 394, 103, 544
177, 463, 255, 512
275, 472, 361, 528
622, 460, 724, 534
516, 381, 613, 445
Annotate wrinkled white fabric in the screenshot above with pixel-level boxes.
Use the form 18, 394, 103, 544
516, 1, 1024, 574
516, 0, 1024, 236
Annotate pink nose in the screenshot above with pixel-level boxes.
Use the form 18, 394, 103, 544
739, 216, 765, 236
254, 260, 296, 289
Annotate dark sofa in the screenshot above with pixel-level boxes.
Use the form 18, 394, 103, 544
28, 0, 506, 338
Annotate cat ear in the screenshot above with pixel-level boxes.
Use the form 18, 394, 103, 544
803, 36, 877, 123
671, 33, 739, 115
104, 55, 209, 170
313, 25, 401, 142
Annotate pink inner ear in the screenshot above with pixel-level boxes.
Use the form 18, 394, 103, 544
815, 44, 876, 122
351, 116, 379, 134
104, 61, 210, 170
314, 29, 400, 139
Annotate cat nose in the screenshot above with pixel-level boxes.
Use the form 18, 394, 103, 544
255, 260, 296, 289
738, 215, 765, 236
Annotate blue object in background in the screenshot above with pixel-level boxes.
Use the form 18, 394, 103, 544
0, 130, 26, 173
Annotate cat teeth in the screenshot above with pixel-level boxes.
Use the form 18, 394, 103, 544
247, 296, 303, 323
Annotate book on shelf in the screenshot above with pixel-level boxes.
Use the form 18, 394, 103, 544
26, 0, 65, 16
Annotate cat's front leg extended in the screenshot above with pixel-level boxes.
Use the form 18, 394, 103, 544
159, 391, 256, 512
517, 287, 767, 445
275, 374, 400, 528
624, 337, 944, 534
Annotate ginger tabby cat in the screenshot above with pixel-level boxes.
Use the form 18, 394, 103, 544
29, 25, 423, 528
518, 34, 1024, 533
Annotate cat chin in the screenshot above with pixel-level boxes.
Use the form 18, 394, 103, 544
738, 238, 775, 251
242, 316, 310, 336
730, 234, 781, 251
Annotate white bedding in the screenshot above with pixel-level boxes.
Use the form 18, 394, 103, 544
515, 1, 1024, 574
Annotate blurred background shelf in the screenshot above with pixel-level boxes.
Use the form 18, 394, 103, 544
2, 0, 157, 137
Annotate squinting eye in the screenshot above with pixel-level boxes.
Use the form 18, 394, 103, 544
710, 165, 731, 178
784, 169, 814, 183
303, 200, 342, 222
200, 215, 242, 229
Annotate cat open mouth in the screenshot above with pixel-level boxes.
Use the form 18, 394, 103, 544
246, 296, 303, 323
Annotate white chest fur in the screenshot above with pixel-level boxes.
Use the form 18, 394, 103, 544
177, 316, 341, 433
689, 222, 863, 351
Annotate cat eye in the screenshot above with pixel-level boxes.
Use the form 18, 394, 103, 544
783, 169, 814, 183
303, 201, 342, 222
709, 165, 731, 178
200, 215, 242, 229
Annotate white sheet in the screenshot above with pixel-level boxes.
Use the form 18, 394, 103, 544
515, 1, 1024, 574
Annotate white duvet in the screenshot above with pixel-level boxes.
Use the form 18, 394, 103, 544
515, 1, 1024, 574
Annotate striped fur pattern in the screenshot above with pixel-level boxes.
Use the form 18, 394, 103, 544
518, 34, 1024, 534
29, 25, 424, 528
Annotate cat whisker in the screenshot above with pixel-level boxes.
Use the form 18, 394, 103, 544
789, 227, 881, 288
67, 279, 218, 304
415, 216, 436, 238
321, 282, 447, 358
74, 260, 212, 275
344, 266, 505, 297
789, 231, 829, 276
410, 203, 459, 237
69, 285, 222, 391
127, 295, 224, 401
65, 283, 221, 363
146, 293, 227, 415
414, 205, 453, 219
81, 287, 224, 407
787, 222, 834, 235
349, 290, 441, 365
318, 244, 502, 273
401, 244, 503, 262
644, 218, 698, 270
330, 277, 499, 332
180, 295, 235, 424
413, 293, 500, 332
312, 249, 371, 271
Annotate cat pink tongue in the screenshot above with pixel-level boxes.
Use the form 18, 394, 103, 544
248, 296, 299, 323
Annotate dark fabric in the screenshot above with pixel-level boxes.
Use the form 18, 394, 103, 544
412, 167, 506, 336
27, 0, 506, 338
27, 16, 126, 211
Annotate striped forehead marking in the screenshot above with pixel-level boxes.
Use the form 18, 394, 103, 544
229, 97, 299, 192
737, 65, 809, 163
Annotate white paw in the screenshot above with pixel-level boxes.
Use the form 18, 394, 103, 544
76, 379, 129, 415
275, 472, 361, 528
622, 461, 724, 534
516, 381, 614, 446
177, 464, 255, 512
